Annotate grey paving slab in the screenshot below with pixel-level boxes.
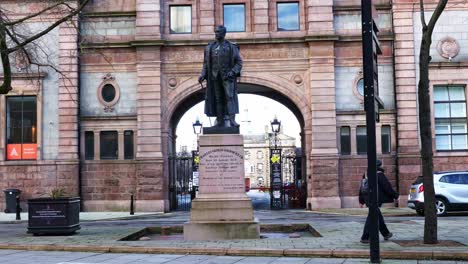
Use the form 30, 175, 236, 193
305, 259, 346, 264
269, 257, 311, 264
198, 256, 247, 264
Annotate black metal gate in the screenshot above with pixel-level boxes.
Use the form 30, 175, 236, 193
169, 156, 193, 211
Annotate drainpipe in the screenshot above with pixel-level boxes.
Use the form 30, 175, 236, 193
77, 7, 83, 212
390, 6, 400, 207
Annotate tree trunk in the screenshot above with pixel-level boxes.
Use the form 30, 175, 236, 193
418, 30, 437, 244
0, 20, 12, 94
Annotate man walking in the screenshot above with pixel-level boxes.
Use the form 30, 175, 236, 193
360, 159, 399, 243
198, 25, 243, 128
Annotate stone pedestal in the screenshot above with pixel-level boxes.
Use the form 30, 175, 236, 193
184, 134, 260, 240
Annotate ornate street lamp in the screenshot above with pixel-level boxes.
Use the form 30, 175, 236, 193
269, 116, 283, 209
270, 117, 281, 149
192, 119, 203, 135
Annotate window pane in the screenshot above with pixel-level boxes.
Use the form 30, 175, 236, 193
434, 86, 449, 101
449, 86, 465, 100
381, 125, 391, 154
6, 96, 37, 145
435, 120, 450, 134
277, 2, 299, 31
257, 151, 263, 159
21, 97, 37, 144
124, 130, 134, 160
6, 97, 23, 144
434, 103, 450, 118
460, 174, 468, 184
224, 4, 245, 32
85, 131, 94, 160
436, 135, 451, 150
451, 120, 467, 133
450, 103, 466, 117
357, 78, 364, 96
340, 127, 350, 155
170, 6, 191, 33
357, 126, 367, 154
100, 131, 118, 160
452, 135, 467, 150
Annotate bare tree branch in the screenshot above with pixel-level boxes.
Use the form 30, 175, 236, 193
420, 0, 427, 30
0, 17, 12, 94
4, 1, 65, 26
427, 0, 449, 36
6, 0, 91, 54
0, 0, 91, 94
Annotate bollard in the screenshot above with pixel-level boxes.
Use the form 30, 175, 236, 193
130, 194, 134, 215
15, 195, 21, 221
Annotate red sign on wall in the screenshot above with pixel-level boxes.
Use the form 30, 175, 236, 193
7, 144, 37, 160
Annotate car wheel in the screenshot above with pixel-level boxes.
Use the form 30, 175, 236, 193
416, 209, 424, 216
436, 198, 448, 216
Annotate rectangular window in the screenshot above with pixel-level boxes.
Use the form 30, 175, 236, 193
381, 125, 391, 154
277, 2, 299, 31
257, 150, 263, 159
100, 131, 118, 160
170, 5, 191, 34
340, 126, 351, 155
6, 96, 37, 160
85, 131, 94, 160
257, 163, 263, 173
357, 126, 367, 154
224, 4, 245, 32
434, 86, 467, 150
124, 130, 134, 160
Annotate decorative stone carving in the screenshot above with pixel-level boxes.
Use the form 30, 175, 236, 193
437, 37, 460, 60
168, 78, 178, 88
15, 51, 29, 71
97, 73, 121, 112
293, 75, 303, 84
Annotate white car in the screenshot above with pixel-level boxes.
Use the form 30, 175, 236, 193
407, 171, 468, 216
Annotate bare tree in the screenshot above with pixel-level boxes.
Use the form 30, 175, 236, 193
418, 0, 448, 244
0, 0, 91, 94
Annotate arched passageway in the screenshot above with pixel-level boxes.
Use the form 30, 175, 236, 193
166, 81, 310, 211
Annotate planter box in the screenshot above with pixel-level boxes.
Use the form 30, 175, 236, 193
27, 197, 80, 235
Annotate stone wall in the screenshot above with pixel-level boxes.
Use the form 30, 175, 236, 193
0, 163, 78, 211
81, 161, 137, 211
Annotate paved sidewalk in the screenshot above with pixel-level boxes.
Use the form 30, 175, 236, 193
0, 212, 160, 223
1, 249, 467, 264
0, 210, 467, 261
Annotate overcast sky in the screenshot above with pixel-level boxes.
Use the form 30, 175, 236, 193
175, 94, 301, 152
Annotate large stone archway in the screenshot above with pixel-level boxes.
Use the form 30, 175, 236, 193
162, 71, 338, 211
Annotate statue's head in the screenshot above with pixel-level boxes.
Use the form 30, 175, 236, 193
215, 25, 227, 41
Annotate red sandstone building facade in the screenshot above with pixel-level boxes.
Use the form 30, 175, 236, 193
1, 0, 468, 212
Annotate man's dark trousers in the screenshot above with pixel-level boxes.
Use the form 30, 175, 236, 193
361, 207, 390, 240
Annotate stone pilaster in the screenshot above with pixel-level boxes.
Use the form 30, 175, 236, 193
135, 0, 161, 41
306, 0, 334, 36
199, 0, 215, 40
307, 41, 340, 209
58, 21, 79, 161
253, 0, 269, 38
135, 46, 166, 211
392, 2, 421, 202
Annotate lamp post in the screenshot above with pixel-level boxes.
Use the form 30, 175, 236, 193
269, 117, 283, 209
191, 119, 202, 200
270, 117, 281, 148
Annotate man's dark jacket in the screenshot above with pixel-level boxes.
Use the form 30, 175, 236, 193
200, 40, 242, 116
359, 168, 399, 207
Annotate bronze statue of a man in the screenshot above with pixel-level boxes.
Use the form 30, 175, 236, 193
198, 25, 243, 128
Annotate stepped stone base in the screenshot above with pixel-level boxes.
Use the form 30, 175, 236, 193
184, 220, 260, 240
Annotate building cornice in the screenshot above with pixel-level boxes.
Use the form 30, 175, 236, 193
83, 11, 137, 18
429, 61, 468, 68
